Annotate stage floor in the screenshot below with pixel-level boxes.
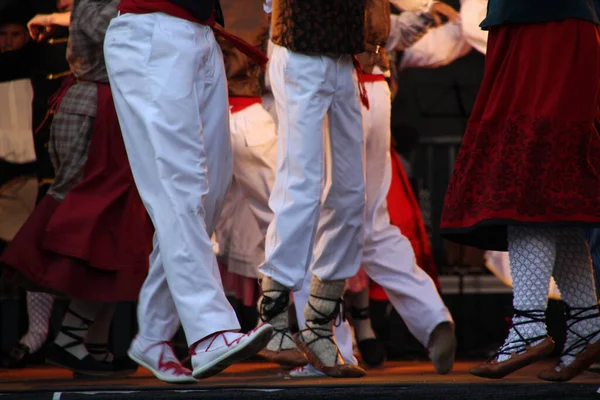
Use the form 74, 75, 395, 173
2, 361, 600, 399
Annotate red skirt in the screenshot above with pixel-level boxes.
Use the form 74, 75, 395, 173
0, 84, 153, 302
441, 19, 600, 251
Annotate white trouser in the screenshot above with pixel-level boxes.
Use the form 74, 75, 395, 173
299, 81, 452, 347
104, 12, 240, 345
215, 103, 277, 278
360, 81, 452, 345
260, 44, 366, 290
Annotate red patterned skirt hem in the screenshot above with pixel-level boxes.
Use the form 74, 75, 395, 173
0, 196, 146, 302
441, 19, 600, 251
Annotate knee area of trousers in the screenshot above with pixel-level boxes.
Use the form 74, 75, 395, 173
328, 184, 365, 209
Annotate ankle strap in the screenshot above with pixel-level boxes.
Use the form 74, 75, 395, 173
561, 305, 600, 361
58, 308, 94, 350
306, 294, 345, 327
260, 289, 290, 322
494, 309, 547, 359
86, 343, 108, 355
565, 304, 600, 322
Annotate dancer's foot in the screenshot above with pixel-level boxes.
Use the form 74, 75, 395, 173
539, 305, 600, 382
46, 343, 114, 376
350, 306, 385, 368
470, 309, 554, 379
46, 313, 114, 377
428, 322, 456, 374
128, 339, 196, 384
258, 278, 307, 367
295, 278, 365, 378
1, 343, 32, 369
190, 324, 273, 379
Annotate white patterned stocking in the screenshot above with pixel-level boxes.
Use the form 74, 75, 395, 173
19, 292, 55, 353
552, 228, 600, 367
497, 227, 554, 362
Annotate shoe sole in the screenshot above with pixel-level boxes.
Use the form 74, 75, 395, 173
127, 350, 197, 384
46, 358, 114, 377
470, 337, 555, 379
192, 325, 273, 380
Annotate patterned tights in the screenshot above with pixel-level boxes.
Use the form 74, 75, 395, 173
498, 227, 600, 365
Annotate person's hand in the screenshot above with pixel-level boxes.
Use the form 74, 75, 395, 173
429, 2, 461, 26
27, 14, 56, 41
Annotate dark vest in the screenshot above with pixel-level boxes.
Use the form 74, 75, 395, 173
270, 0, 367, 55
481, 0, 600, 28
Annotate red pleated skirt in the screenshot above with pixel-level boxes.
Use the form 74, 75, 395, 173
441, 19, 600, 251
1, 84, 153, 302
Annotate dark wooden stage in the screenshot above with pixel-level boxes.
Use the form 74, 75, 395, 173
2, 360, 600, 400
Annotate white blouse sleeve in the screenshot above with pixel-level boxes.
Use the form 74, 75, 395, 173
459, 0, 489, 55
399, 22, 473, 70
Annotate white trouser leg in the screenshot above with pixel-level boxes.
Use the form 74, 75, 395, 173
136, 233, 181, 343
261, 45, 365, 290
104, 12, 239, 345
360, 81, 452, 346
259, 45, 331, 289
215, 178, 239, 263
293, 271, 357, 364
310, 57, 366, 282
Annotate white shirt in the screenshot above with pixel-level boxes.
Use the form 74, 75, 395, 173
459, 0, 488, 55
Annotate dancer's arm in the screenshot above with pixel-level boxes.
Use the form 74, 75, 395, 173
387, 2, 460, 52
399, 22, 472, 70
27, 12, 72, 41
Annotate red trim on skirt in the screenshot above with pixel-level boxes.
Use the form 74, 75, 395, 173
1, 84, 153, 302
441, 19, 600, 251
